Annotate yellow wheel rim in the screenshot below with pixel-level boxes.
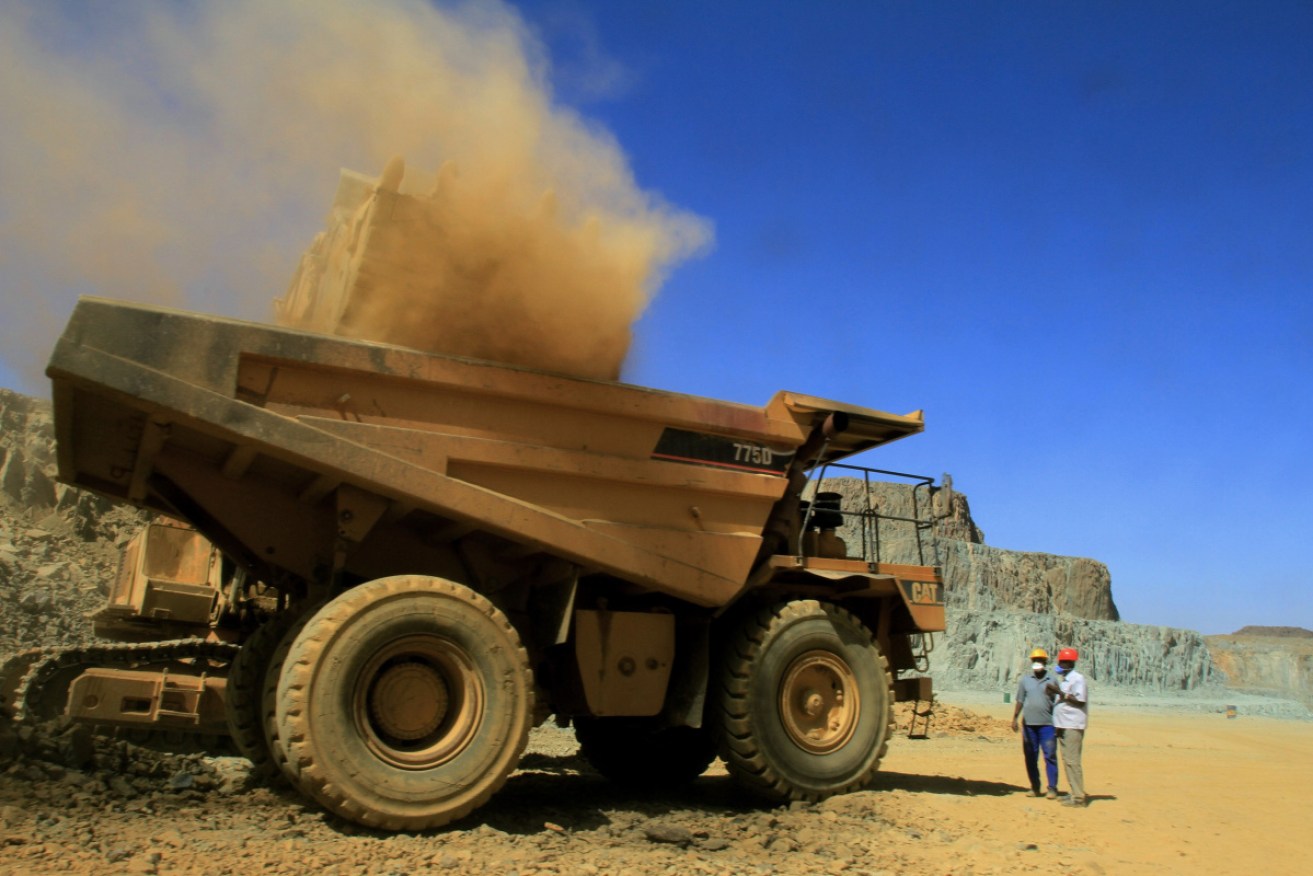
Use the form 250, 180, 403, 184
778, 649, 860, 754
355, 634, 484, 770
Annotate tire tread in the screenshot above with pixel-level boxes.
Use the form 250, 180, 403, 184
275, 576, 533, 831
716, 599, 894, 802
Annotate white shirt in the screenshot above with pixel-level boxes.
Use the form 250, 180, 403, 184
1053, 669, 1088, 730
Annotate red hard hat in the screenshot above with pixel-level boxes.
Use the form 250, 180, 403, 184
1058, 647, 1078, 662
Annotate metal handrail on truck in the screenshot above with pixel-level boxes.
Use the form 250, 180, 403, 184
798, 462, 943, 568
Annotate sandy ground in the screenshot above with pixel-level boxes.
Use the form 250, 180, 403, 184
0, 698, 1308, 876
880, 698, 1311, 874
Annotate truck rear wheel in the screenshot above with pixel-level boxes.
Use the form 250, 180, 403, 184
574, 717, 718, 788
274, 576, 533, 831
716, 599, 892, 802
225, 617, 290, 779
261, 608, 321, 786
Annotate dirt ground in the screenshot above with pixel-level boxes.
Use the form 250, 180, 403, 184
0, 698, 1308, 876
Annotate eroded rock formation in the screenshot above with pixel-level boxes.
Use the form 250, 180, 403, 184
1206, 633, 1313, 704
819, 475, 1213, 693
0, 389, 147, 656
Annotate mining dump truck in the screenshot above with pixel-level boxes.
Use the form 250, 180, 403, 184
46, 298, 947, 830
0, 517, 273, 743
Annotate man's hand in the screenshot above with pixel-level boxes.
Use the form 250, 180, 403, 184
1045, 683, 1060, 695
1010, 719, 1018, 733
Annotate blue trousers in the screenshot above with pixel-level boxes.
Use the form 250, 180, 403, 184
1022, 724, 1059, 791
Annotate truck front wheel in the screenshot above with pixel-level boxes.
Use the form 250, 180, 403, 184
274, 576, 534, 830
716, 599, 892, 802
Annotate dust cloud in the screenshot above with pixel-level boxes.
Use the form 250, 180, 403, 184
0, 0, 711, 389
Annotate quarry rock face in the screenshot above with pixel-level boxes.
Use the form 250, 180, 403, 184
0, 388, 143, 544
821, 476, 1211, 693
937, 542, 1119, 620
1230, 626, 1313, 638
0, 389, 147, 656
937, 608, 1219, 691
824, 476, 1119, 620
0, 388, 58, 510
1206, 633, 1313, 704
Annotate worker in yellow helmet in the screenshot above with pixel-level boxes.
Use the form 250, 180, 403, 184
1010, 647, 1060, 798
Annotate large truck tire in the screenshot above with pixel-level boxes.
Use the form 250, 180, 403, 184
274, 576, 534, 831
574, 717, 718, 788
224, 617, 291, 779
260, 607, 322, 786
715, 599, 893, 802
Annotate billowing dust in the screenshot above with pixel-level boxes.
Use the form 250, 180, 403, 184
0, 0, 710, 387
278, 155, 674, 380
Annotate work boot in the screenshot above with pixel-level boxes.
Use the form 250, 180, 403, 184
1046, 787, 1058, 800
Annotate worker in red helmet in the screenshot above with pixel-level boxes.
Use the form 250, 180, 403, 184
1046, 647, 1088, 807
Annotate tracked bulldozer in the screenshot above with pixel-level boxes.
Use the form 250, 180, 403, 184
1, 517, 274, 747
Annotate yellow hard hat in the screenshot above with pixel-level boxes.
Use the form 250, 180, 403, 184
1028, 648, 1049, 661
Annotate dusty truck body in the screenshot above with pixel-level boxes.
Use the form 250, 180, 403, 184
47, 298, 947, 830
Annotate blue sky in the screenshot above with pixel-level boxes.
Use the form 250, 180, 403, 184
1, 1, 1309, 634
516, 0, 1312, 634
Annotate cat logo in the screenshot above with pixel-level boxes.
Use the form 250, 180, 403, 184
901, 580, 945, 606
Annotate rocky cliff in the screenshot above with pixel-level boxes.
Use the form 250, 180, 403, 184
0, 388, 142, 543
1230, 626, 1313, 639
1206, 633, 1313, 704
0, 389, 146, 656
0, 387, 59, 510
939, 609, 1218, 691
819, 475, 1216, 693
823, 476, 1119, 620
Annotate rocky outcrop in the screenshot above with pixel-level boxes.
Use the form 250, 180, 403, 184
1206, 634, 1313, 704
1230, 626, 1313, 639
0, 388, 59, 510
818, 475, 1211, 693
936, 608, 1218, 691
822, 476, 1118, 620
937, 542, 1118, 620
0, 389, 148, 656
0, 388, 142, 543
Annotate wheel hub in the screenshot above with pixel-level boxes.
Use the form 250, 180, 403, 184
354, 634, 484, 770
779, 649, 860, 754
369, 661, 449, 741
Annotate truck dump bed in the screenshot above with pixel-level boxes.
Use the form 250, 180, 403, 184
48, 299, 925, 607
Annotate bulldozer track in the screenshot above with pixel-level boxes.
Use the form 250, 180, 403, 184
0, 648, 46, 719
8, 639, 239, 754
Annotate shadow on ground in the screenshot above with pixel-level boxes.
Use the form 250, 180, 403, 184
457, 760, 753, 835
872, 770, 1019, 797
299, 752, 1028, 837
